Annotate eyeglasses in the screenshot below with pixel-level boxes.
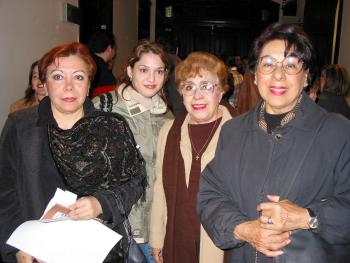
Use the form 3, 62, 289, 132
257, 55, 304, 75
180, 81, 219, 96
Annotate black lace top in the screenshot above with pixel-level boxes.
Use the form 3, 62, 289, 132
48, 112, 144, 196
38, 97, 146, 262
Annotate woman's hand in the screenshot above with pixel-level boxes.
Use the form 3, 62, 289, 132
234, 220, 291, 257
68, 196, 102, 220
258, 195, 309, 232
151, 248, 163, 263
16, 251, 33, 263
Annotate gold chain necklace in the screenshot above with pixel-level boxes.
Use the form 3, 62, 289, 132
188, 117, 219, 161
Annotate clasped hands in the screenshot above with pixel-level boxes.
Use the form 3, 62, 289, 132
234, 195, 309, 258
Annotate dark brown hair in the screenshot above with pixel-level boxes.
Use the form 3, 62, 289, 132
320, 64, 350, 96
249, 23, 317, 85
38, 42, 96, 83
175, 51, 229, 93
23, 60, 39, 102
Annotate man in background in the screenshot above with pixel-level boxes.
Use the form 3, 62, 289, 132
88, 30, 117, 98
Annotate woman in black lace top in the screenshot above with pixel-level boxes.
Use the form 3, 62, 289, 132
0, 42, 146, 263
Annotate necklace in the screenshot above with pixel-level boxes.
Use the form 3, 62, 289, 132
188, 117, 220, 161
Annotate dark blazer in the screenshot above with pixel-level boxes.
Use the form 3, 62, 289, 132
0, 106, 65, 262
198, 93, 350, 263
0, 97, 147, 263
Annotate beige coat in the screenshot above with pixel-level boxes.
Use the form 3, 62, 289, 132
149, 105, 232, 263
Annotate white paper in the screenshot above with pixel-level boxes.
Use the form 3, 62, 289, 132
6, 188, 122, 263
7, 219, 122, 263
41, 188, 77, 218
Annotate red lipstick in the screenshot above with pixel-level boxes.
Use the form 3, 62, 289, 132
270, 86, 287, 96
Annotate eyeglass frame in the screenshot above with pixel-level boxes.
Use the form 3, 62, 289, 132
256, 55, 305, 75
180, 80, 220, 96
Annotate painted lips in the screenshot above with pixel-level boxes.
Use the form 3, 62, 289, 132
144, 85, 157, 89
63, 97, 76, 102
192, 104, 206, 110
270, 86, 287, 95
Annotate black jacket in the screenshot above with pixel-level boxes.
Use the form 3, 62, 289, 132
198, 94, 350, 263
89, 54, 116, 98
317, 91, 350, 119
0, 106, 65, 262
0, 98, 146, 262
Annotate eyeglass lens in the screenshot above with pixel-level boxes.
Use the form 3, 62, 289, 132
182, 81, 215, 95
258, 55, 303, 75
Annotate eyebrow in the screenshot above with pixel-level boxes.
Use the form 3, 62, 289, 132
137, 65, 165, 69
48, 69, 87, 74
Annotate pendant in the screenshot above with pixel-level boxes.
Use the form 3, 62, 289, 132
195, 155, 199, 160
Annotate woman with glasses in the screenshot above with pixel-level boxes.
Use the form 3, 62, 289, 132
149, 52, 234, 263
198, 23, 350, 263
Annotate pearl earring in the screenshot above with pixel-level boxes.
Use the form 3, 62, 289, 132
254, 79, 257, 85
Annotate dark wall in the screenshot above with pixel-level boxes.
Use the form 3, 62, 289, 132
139, 0, 152, 39
303, 0, 342, 68
156, 0, 279, 59
79, 0, 113, 44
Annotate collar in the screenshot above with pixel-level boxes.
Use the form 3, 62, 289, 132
118, 85, 167, 117
37, 96, 95, 127
258, 93, 302, 133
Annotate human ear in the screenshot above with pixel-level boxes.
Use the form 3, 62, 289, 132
127, 66, 133, 81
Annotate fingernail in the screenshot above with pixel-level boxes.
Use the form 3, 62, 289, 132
277, 251, 284, 256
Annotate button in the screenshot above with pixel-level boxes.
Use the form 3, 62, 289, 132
275, 134, 282, 140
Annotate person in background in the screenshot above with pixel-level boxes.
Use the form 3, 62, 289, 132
10, 61, 47, 113
317, 64, 350, 119
226, 59, 244, 108
198, 23, 350, 263
0, 42, 146, 263
88, 29, 117, 98
93, 40, 173, 263
308, 78, 320, 102
157, 36, 186, 117
150, 52, 234, 263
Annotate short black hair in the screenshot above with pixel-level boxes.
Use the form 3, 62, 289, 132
249, 23, 317, 85
88, 30, 116, 53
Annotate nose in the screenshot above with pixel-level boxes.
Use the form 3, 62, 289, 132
148, 71, 155, 82
272, 63, 286, 81
64, 77, 73, 91
193, 87, 204, 99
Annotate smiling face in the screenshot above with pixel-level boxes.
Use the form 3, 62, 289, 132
127, 52, 166, 98
44, 55, 90, 125
31, 65, 47, 100
181, 69, 224, 124
256, 39, 309, 114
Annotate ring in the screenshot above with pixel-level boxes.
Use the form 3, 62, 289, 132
267, 217, 273, 224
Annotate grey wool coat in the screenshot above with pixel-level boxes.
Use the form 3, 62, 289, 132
198, 93, 350, 263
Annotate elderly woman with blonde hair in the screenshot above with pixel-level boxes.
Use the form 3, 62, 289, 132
149, 51, 235, 263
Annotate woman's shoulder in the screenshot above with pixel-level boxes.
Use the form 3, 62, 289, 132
4, 106, 39, 136
10, 98, 35, 113
322, 111, 350, 134
92, 90, 120, 109
89, 109, 129, 125
222, 108, 256, 131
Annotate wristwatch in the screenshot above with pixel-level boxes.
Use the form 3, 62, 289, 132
306, 207, 319, 229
